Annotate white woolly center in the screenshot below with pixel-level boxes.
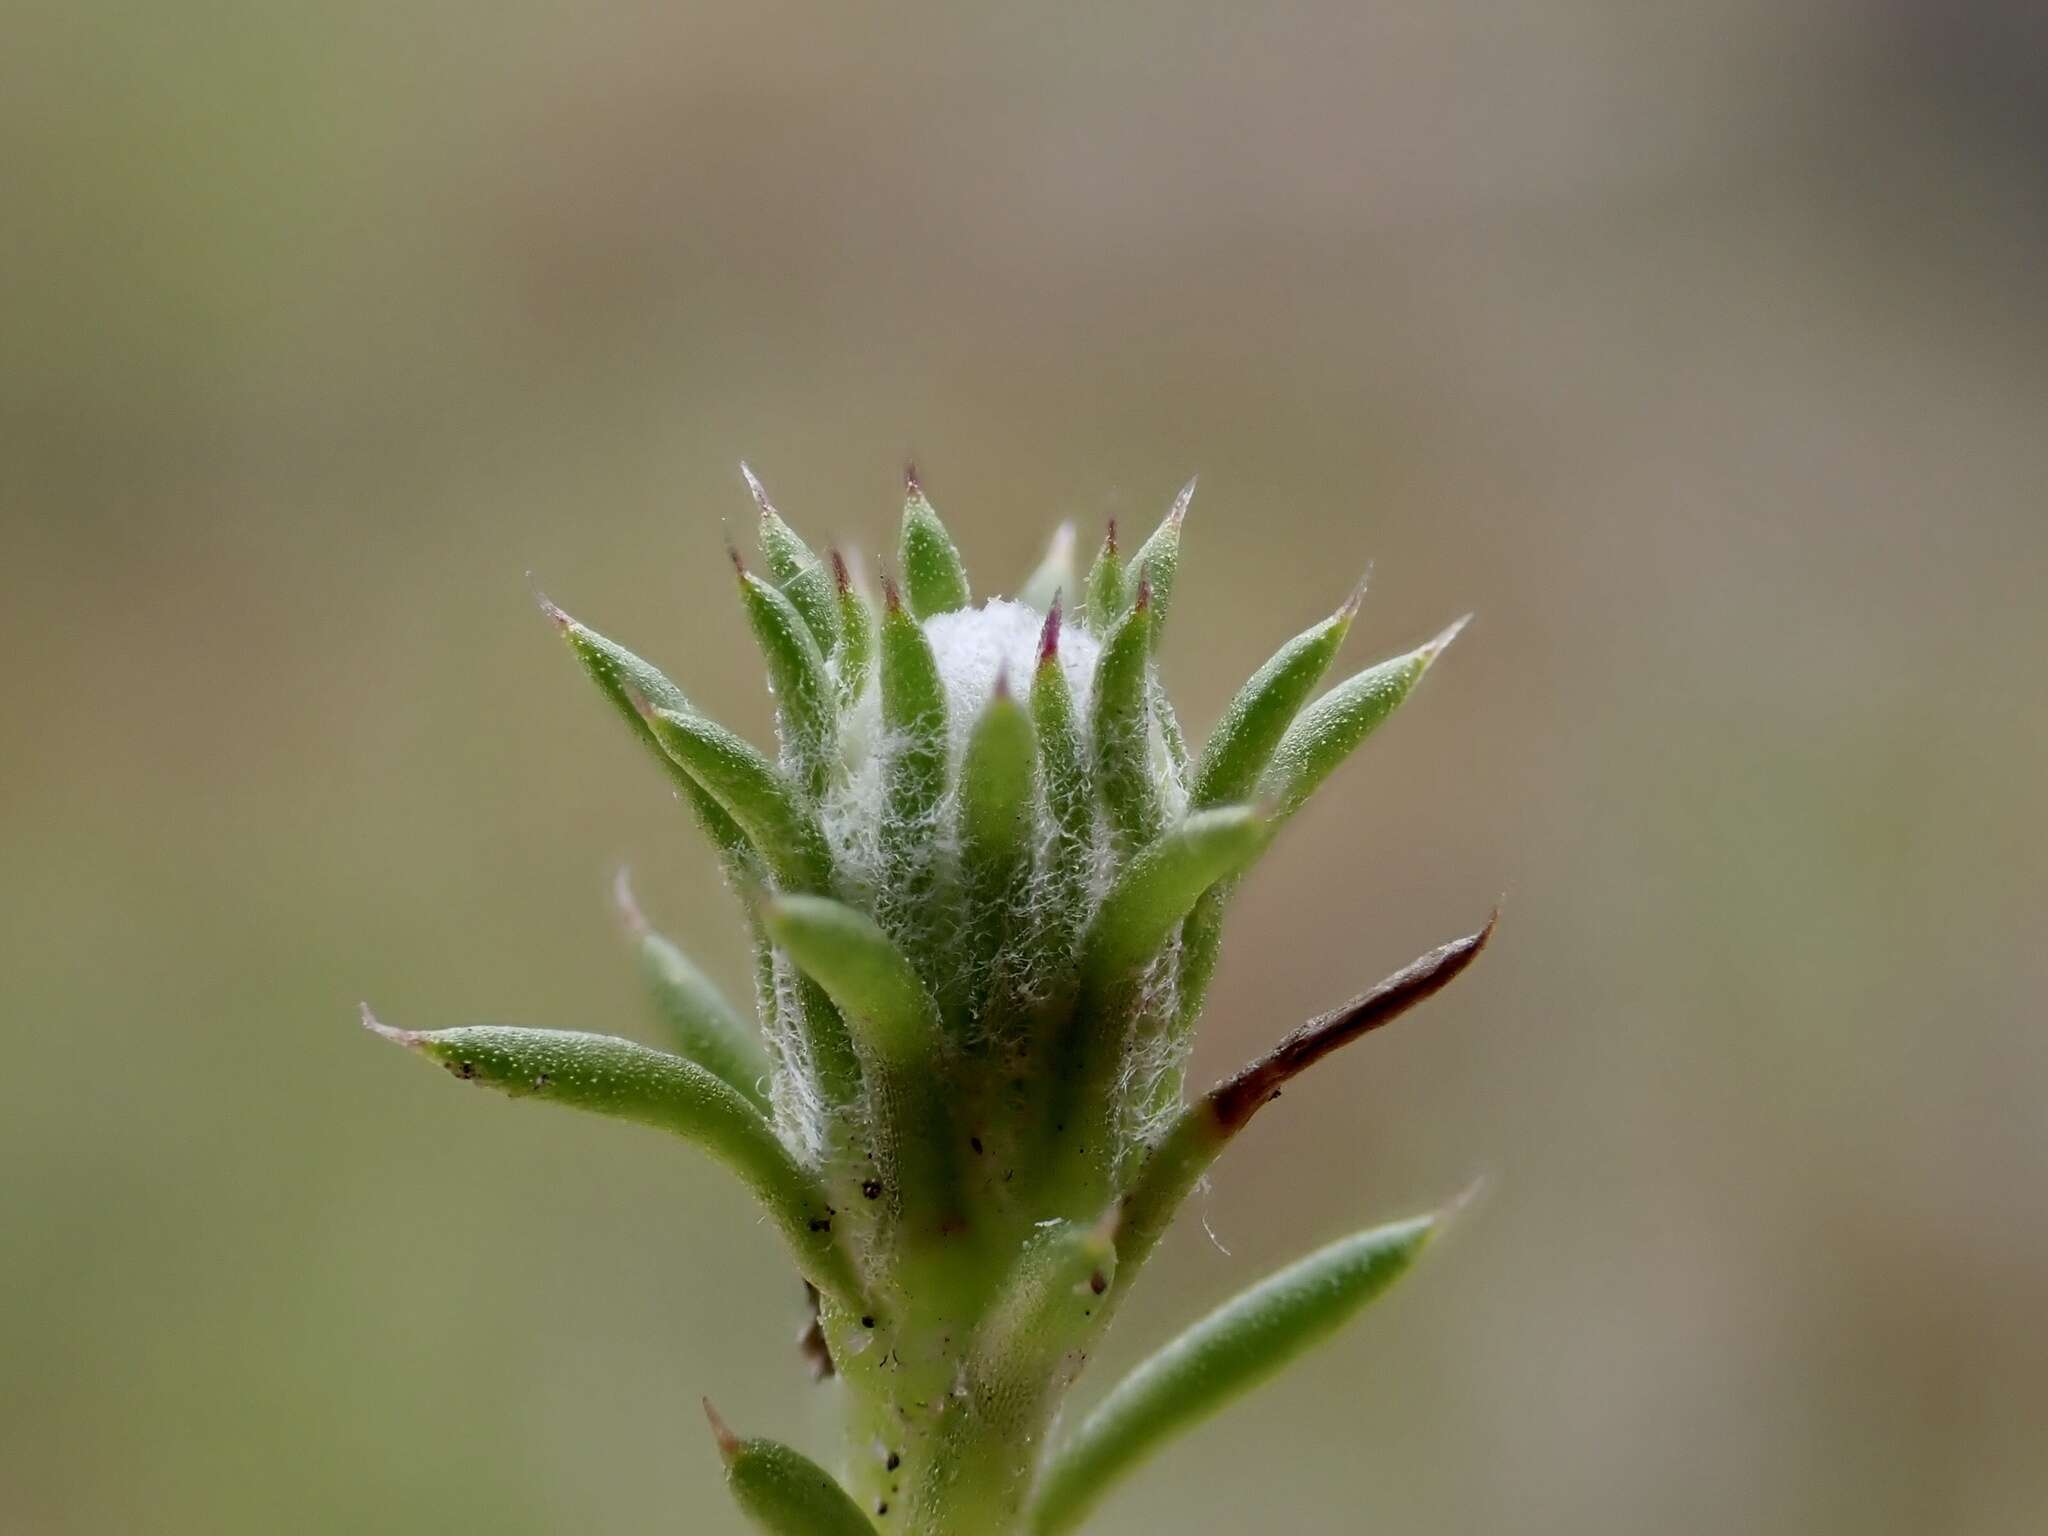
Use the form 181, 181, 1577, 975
923, 598, 1102, 749
819, 601, 1102, 913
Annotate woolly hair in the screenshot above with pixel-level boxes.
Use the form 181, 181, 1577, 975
820, 599, 1105, 906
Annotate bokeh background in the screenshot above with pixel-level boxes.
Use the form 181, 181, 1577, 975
5, 4, 2045, 1532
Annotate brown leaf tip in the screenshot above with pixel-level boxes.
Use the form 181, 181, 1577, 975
1039, 593, 1063, 664
1103, 517, 1119, 555
904, 460, 922, 495
702, 1399, 741, 1463
881, 573, 903, 614
830, 547, 853, 594
1134, 573, 1153, 611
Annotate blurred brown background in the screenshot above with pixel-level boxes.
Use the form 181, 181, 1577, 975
4, 3, 2045, 1532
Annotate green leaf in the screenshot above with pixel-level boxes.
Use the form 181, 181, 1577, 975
877, 582, 949, 951
1029, 1213, 1440, 1536
967, 1208, 1118, 1408
830, 550, 874, 705
1191, 586, 1361, 807
1084, 522, 1125, 633
1015, 521, 1076, 613
637, 711, 859, 1100
541, 600, 751, 868
1090, 590, 1162, 856
956, 678, 1040, 1024
736, 559, 839, 798
1126, 478, 1193, 643
706, 1405, 877, 1536
613, 870, 771, 1114
1172, 883, 1227, 1032
363, 1011, 861, 1307
785, 561, 841, 657
1259, 615, 1468, 818
1081, 804, 1270, 988
744, 463, 839, 653
1049, 805, 1271, 1187
1173, 588, 1364, 1027
761, 896, 943, 1069
899, 470, 972, 617
1031, 598, 1093, 937
878, 581, 949, 810
960, 680, 1038, 897
743, 463, 815, 587
643, 707, 833, 892
761, 895, 957, 1233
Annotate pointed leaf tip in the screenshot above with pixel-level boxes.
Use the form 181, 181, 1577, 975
1039, 594, 1063, 663
739, 460, 774, 514
1422, 612, 1472, 660
611, 866, 650, 938
1442, 1172, 1491, 1227
829, 547, 852, 593
899, 476, 971, 616
1256, 617, 1466, 817
1134, 573, 1152, 610
703, 1398, 741, 1463
881, 573, 903, 614
904, 459, 921, 493
358, 1003, 416, 1048
1105, 516, 1119, 553
528, 576, 570, 630
1341, 570, 1371, 619
1169, 475, 1197, 523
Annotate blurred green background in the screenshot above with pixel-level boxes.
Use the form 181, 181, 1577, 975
5, 3, 2045, 1532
